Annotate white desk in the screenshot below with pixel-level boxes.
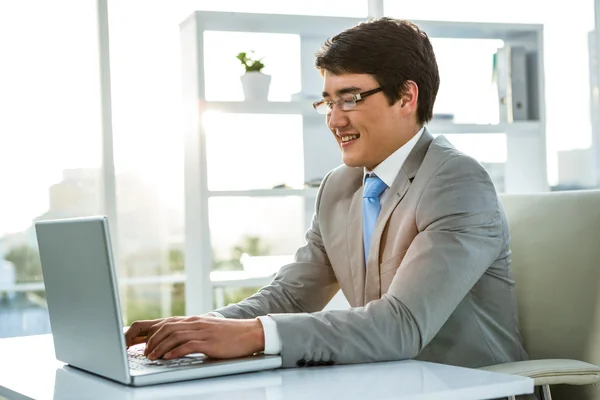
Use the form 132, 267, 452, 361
0, 335, 533, 400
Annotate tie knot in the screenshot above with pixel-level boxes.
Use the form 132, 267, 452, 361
363, 175, 388, 199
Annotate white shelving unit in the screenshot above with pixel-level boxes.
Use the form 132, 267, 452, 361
180, 11, 548, 314
203, 100, 316, 116
208, 188, 319, 198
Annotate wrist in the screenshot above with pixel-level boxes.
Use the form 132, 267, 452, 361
251, 318, 266, 353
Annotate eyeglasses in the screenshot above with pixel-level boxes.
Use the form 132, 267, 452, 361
312, 87, 383, 115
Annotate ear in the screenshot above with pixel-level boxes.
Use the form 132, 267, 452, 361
399, 80, 419, 109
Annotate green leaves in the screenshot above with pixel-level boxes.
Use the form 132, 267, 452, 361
236, 51, 265, 73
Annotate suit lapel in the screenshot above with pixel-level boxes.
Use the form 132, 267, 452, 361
364, 129, 435, 303
347, 184, 366, 307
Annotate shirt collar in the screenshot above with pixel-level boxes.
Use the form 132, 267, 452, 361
364, 127, 425, 187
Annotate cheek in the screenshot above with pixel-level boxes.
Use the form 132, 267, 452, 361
363, 110, 397, 135
352, 113, 380, 138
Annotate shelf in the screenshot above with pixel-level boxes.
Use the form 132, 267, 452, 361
182, 10, 549, 315
183, 11, 364, 37
208, 188, 319, 198
184, 11, 541, 41
202, 100, 319, 117
201, 103, 541, 135
426, 121, 540, 135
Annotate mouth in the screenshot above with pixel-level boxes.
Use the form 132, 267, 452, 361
340, 134, 360, 145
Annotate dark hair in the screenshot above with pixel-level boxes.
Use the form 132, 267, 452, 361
315, 18, 440, 125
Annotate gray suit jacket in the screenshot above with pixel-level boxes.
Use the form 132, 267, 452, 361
215, 129, 528, 368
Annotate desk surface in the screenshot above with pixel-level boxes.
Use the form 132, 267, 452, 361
0, 334, 533, 400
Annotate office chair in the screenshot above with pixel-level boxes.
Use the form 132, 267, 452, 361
480, 190, 600, 400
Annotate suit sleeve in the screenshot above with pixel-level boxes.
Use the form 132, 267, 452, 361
212, 171, 340, 319
268, 155, 504, 367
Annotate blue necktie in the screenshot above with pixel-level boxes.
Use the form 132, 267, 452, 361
363, 175, 388, 266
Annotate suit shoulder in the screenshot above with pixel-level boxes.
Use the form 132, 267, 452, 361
422, 135, 490, 179
311, 164, 361, 216
320, 164, 363, 195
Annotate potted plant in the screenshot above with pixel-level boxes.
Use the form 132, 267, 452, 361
236, 51, 271, 101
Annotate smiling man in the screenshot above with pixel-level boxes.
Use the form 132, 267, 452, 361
126, 18, 528, 374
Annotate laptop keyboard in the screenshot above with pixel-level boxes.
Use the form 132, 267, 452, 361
127, 345, 207, 370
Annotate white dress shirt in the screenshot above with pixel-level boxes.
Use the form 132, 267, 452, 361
364, 126, 424, 199
212, 127, 425, 355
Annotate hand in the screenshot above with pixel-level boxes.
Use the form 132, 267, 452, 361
125, 316, 265, 360
125, 316, 190, 348
125, 314, 218, 347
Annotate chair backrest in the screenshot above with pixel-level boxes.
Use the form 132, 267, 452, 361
500, 190, 600, 399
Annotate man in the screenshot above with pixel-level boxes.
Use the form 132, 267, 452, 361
126, 17, 528, 371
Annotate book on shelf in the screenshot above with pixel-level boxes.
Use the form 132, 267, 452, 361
495, 45, 529, 122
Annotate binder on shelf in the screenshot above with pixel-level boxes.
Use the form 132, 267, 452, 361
495, 45, 529, 122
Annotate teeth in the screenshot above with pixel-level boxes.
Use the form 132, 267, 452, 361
341, 134, 359, 143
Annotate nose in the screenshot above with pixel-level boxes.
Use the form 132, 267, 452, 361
327, 105, 349, 132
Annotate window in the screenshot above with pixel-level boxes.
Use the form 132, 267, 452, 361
0, 0, 102, 337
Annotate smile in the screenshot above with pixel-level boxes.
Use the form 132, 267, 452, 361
341, 134, 360, 143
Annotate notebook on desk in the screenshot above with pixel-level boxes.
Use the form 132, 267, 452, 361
35, 216, 282, 386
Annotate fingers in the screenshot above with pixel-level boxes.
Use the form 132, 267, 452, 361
145, 320, 207, 357
145, 316, 190, 343
125, 317, 185, 349
147, 331, 205, 360
125, 319, 162, 347
146, 319, 170, 342
129, 336, 148, 347
162, 340, 207, 360
126, 316, 209, 353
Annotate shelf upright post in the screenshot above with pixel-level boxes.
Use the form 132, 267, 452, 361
180, 13, 214, 315
592, 0, 600, 186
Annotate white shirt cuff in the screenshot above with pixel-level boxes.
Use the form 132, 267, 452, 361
208, 312, 225, 318
257, 316, 282, 355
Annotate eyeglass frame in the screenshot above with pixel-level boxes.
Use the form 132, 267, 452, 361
312, 87, 384, 115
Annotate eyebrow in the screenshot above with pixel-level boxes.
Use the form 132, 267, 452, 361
322, 86, 363, 98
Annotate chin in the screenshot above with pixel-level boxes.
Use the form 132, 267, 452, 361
341, 157, 364, 169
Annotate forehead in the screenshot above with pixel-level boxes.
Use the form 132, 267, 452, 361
322, 72, 378, 95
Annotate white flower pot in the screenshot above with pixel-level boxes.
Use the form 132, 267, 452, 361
240, 72, 271, 101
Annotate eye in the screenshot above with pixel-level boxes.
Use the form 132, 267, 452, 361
341, 98, 356, 111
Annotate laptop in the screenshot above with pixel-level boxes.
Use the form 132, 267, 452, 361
35, 216, 282, 386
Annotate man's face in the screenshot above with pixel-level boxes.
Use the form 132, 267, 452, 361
322, 72, 416, 170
